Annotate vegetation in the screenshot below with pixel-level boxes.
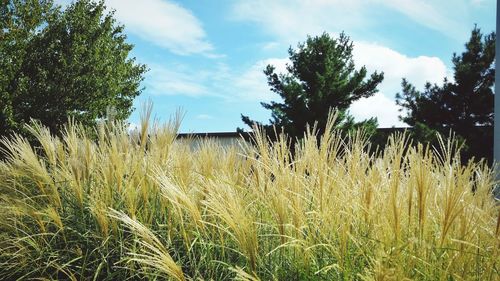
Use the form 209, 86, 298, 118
396, 26, 495, 163
0, 0, 147, 137
241, 32, 384, 139
0, 105, 498, 280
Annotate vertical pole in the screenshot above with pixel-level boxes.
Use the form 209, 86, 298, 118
495, 0, 500, 199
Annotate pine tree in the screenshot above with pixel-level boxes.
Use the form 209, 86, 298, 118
396, 26, 494, 162
241, 32, 384, 140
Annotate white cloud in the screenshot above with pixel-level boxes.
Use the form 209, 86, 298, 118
105, 0, 213, 55
261, 42, 282, 51
231, 0, 472, 41
196, 114, 214, 120
375, 0, 467, 38
54, 0, 214, 55
353, 41, 449, 93
142, 58, 289, 101
231, 0, 365, 43
145, 64, 210, 97
349, 41, 448, 127
232, 58, 290, 102
470, 0, 488, 6
145, 58, 289, 101
350, 93, 406, 128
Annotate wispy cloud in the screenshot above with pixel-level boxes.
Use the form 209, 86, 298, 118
231, 58, 290, 102
261, 42, 282, 51
105, 0, 213, 55
144, 59, 289, 101
377, 0, 467, 39
145, 64, 210, 97
470, 0, 489, 6
231, 0, 472, 41
231, 0, 365, 43
54, 0, 214, 55
196, 114, 214, 120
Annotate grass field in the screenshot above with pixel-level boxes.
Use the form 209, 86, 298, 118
0, 108, 498, 280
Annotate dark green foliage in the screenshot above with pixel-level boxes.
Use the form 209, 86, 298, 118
0, 0, 147, 136
241, 32, 384, 140
396, 26, 494, 163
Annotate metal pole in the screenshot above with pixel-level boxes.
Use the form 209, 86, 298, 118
495, 0, 500, 199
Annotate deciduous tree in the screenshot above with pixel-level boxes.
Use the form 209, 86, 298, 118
0, 0, 147, 136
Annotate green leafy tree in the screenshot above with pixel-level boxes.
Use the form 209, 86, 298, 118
396, 26, 494, 162
0, 0, 57, 134
0, 0, 147, 136
241, 32, 384, 140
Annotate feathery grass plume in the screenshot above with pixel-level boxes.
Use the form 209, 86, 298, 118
231, 266, 261, 281
154, 166, 205, 249
0, 133, 60, 208
202, 176, 260, 273
0, 107, 498, 280
109, 209, 186, 281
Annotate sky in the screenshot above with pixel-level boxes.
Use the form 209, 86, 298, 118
57, 0, 496, 132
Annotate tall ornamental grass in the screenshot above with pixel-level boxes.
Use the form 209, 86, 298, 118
0, 107, 498, 280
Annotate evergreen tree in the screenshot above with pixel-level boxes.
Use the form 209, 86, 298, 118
0, 0, 147, 136
396, 26, 494, 162
241, 32, 384, 140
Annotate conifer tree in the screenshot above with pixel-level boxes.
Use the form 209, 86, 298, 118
241, 32, 384, 139
396, 26, 494, 162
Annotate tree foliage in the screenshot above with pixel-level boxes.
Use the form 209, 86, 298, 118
241, 32, 384, 139
396, 26, 495, 162
0, 0, 147, 136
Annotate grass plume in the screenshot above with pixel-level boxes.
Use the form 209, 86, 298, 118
0, 107, 498, 280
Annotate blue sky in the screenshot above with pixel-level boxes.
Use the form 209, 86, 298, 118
58, 0, 496, 132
